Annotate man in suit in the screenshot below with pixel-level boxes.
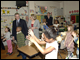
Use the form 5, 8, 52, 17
12, 13, 28, 57
44, 12, 53, 27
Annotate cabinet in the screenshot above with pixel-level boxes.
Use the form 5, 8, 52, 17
70, 14, 79, 23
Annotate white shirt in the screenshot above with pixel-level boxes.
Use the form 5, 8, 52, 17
4, 32, 11, 40
45, 41, 58, 59
53, 24, 59, 30
53, 24, 59, 28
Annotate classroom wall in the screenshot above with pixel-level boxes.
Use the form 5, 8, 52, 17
63, 1, 79, 16
1, 1, 16, 7
34, 1, 60, 17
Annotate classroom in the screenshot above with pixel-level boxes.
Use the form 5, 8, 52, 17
1, 1, 79, 59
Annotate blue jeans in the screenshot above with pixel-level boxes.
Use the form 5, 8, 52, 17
20, 52, 26, 59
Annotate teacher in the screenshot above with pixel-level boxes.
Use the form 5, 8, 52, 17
27, 14, 40, 39
44, 12, 53, 27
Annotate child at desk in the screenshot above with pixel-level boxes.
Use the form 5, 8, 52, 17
64, 25, 74, 59
43, 22, 48, 30
72, 31, 79, 58
28, 28, 58, 59
53, 20, 59, 35
2, 27, 13, 55
16, 27, 26, 59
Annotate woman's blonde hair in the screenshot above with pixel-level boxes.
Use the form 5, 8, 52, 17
68, 25, 74, 32
31, 14, 37, 20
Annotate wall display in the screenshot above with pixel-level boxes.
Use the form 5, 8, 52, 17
35, 5, 47, 14
1, 15, 28, 34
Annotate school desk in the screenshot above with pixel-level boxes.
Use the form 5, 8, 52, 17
17, 45, 40, 59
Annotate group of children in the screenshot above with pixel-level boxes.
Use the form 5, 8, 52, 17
1, 22, 79, 59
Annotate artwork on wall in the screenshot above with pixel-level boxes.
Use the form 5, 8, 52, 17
35, 5, 47, 14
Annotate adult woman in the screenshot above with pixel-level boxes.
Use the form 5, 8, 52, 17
28, 14, 40, 38
44, 12, 53, 27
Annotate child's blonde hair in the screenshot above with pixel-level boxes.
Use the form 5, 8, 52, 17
68, 25, 74, 32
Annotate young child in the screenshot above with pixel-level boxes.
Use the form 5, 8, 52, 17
16, 27, 26, 59
2, 27, 13, 55
53, 20, 59, 35
64, 25, 74, 59
72, 31, 79, 58
28, 28, 58, 59
43, 22, 48, 30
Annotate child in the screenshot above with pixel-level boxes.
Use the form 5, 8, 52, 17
16, 27, 26, 59
28, 28, 58, 59
43, 22, 48, 30
2, 27, 13, 55
64, 25, 74, 59
72, 31, 79, 58
53, 20, 59, 35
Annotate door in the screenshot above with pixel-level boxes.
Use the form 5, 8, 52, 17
71, 15, 76, 24
76, 15, 79, 23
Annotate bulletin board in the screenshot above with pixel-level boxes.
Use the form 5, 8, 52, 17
36, 15, 45, 23
1, 7, 29, 34
35, 5, 48, 14
1, 15, 27, 34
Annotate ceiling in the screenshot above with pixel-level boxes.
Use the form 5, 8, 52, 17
53, 1, 63, 3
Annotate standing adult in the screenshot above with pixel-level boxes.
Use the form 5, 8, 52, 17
28, 14, 40, 39
12, 13, 28, 57
25, 16, 29, 26
44, 12, 53, 27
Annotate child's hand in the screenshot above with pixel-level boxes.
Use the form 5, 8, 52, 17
68, 44, 70, 47
72, 31, 76, 37
43, 22, 46, 25
17, 45, 19, 48
28, 35, 36, 43
1, 36, 4, 39
28, 29, 34, 37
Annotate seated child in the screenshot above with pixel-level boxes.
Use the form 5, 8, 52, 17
43, 22, 48, 30
28, 28, 58, 59
72, 31, 79, 58
53, 20, 59, 35
16, 27, 26, 59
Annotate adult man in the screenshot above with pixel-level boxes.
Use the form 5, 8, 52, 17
44, 12, 53, 27
12, 13, 28, 57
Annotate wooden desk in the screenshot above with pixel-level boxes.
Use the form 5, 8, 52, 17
17, 45, 40, 59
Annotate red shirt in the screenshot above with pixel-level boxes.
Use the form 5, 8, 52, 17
31, 24, 34, 27
31, 24, 34, 31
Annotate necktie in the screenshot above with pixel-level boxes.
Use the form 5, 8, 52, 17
16, 21, 19, 26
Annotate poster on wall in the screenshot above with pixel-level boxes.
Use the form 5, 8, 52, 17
35, 6, 47, 14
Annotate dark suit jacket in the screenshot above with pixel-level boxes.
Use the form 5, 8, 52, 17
12, 19, 28, 41
44, 15, 53, 26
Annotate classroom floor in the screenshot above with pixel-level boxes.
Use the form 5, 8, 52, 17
1, 42, 77, 59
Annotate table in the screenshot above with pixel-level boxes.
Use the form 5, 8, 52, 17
17, 45, 40, 59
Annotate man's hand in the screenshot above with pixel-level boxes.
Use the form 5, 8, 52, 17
3, 39, 6, 41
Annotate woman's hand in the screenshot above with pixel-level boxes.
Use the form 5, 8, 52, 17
31, 27, 35, 30
28, 29, 34, 37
